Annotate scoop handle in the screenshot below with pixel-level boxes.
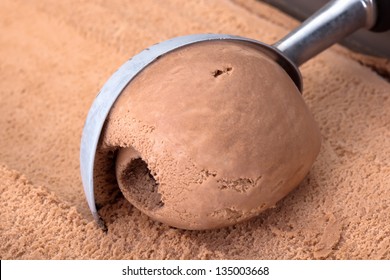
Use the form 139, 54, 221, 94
274, 0, 377, 66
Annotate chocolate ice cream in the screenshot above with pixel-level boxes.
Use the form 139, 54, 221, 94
101, 40, 321, 230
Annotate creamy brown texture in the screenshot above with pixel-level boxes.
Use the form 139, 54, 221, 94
0, 0, 389, 259
106, 41, 321, 229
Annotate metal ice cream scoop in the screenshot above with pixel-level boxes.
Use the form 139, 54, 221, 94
80, 0, 390, 228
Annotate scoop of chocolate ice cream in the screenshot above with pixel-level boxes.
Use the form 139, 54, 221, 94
102, 40, 321, 230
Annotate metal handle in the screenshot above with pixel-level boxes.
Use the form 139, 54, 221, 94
274, 0, 377, 66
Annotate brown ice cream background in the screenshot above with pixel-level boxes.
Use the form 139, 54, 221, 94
0, 0, 389, 259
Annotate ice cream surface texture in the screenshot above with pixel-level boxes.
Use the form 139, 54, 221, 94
101, 40, 321, 230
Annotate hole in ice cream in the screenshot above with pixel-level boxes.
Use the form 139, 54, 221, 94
117, 154, 164, 211
212, 66, 232, 77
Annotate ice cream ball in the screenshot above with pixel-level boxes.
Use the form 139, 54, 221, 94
101, 40, 321, 230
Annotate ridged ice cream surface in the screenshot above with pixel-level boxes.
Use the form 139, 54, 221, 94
2, 0, 390, 259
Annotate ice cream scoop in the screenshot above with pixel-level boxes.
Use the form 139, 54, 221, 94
80, 0, 389, 230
